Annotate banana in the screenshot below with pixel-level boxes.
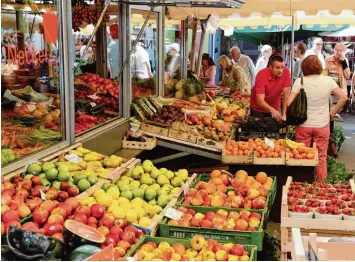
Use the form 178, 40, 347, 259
289, 139, 305, 148
284, 138, 305, 149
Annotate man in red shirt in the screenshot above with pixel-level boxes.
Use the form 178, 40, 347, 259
250, 55, 291, 120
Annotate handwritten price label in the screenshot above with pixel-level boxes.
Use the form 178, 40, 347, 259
164, 208, 184, 221
264, 137, 275, 148
65, 154, 81, 163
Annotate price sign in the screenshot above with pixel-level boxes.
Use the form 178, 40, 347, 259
90, 102, 97, 107
87, 95, 100, 100
39, 190, 47, 200
264, 137, 275, 148
164, 208, 184, 221
65, 154, 81, 163
182, 183, 189, 196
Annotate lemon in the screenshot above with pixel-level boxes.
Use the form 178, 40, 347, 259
107, 187, 120, 199
112, 207, 126, 219
80, 196, 95, 206
96, 193, 113, 208
94, 189, 106, 199
139, 217, 152, 228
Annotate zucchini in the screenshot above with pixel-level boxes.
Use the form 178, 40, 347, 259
148, 96, 161, 111
132, 104, 146, 121
137, 99, 154, 118
141, 97, 157, 114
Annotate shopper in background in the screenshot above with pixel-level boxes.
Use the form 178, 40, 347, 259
293, 43, 307, 81
305, 37, 325, 69
325, 43, 350, 95
230, 46, 256, 90
165, 43, 180, 83
199, 53, 216, 86
255, 45, 272, 74
250, 54, 291, 120
218, 55, 250, 95
287, 55, 347, 182
131, 35, 152, 80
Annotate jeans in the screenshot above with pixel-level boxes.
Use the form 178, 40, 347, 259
295, 124, 330, 182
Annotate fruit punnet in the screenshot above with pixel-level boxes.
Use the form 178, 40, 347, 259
183, 170, 273, 210
132, 235, 252, 261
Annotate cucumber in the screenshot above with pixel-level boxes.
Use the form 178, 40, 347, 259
132, 104, 146, 121
137, 99, 154, 118
148, 96, 161, 112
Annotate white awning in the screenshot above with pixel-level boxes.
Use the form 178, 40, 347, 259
319, 26, 355, 37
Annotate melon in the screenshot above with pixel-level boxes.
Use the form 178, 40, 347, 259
63, 220, 105, 250
70, 245, 102, 261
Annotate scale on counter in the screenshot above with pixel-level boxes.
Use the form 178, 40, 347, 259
116, 0, 244, 8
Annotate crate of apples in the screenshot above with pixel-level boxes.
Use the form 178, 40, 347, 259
181, 170, 274, 211
128, 235, 256, 261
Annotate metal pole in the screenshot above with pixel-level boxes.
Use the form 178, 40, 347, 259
281, 31, 285, 58
291, 15, 295, 81
16, 10, 25, 70
190, 18, 198, 73
181, 19, 188, 79
158, 7, 164, 97
196, 22, 206, 77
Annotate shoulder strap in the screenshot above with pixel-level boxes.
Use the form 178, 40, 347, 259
300, 76, 304, 89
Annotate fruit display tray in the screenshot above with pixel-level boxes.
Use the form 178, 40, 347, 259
158, 206, 264, 251
253, 151, 286, 165
222, 149, 253, 164
125, 236, 257, 260
140, 122, 169, 137
285, 143, 319, 167
168, 129, 198, 144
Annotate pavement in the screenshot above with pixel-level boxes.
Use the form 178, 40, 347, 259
338, 113, 355, 173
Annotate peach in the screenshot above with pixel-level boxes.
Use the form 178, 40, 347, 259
181, 214, 193, 222
204, 211, 216, 221
205, 183, 216, 194
239, 210, 251, 218
195, 181, 207, 190
235, 219, 248, 230
186, 209, 196, 217
247, 188, 260, 200
211, 196, 224, 207
190, 217, 201, 227
249, 212, 261, 220
210, 178, 223, 185
186, 189, 198, 197
216, 250, 228, 261
172, 242, 186, 256
210, 170, 222, 178
199, 219, 212, 228
248, 217, 260, 228
216, 184, 227, 193
168, 220, 179, 226
191, 195, 204, 206
259, 186, 269, 197
177, 221, 190, 227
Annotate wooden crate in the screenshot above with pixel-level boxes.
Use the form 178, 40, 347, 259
105, 158, 141, 183
196, 137, 225, 150
122, 136, 157, 150
280, 176, 355, 261
253, 151, 286, 165
140, 123, 169, 137
222, 150, 253, 164
168, 129, 198, 144
286, 143, 319, 167
291, 228, 355, 261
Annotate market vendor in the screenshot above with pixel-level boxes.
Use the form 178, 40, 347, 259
249, 54, 291, 120
218, 55, 250, 94
199, 53, 216, 86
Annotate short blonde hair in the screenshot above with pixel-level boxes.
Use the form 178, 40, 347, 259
334, 43, 346, 51
218, 55, 233, 69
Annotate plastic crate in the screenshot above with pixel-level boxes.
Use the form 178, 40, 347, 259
158, 206, 265, 251
126, 236, 257, 260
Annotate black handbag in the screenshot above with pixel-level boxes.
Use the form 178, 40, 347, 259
287, 77, 308, 126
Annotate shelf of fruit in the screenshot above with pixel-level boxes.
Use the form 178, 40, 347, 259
74, 73, 120, 134
1, 95, 62, 164
159, 207, 264, 250
179, 170, 276, 214
286, 180, 355, 221
222, 138, 318, 166
126, 235, 257, 261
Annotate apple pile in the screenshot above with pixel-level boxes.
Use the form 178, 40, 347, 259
133, 235, 252, 261
77, 73, 119, 99
168, 207, 262, 232
183, 170, 273, 210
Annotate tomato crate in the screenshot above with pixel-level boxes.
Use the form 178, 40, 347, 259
187, 173, 277, 209
158, 206, 265, 251
126, 236, 257, 260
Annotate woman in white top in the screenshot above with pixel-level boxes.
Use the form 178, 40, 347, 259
255, 45, 272, 73
287, 55, 347, 182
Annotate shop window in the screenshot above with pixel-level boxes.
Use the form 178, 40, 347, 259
164, 17, 182, 97
1, 5, 63, 166
130, 9, 158, 98
72, 2, 121, 135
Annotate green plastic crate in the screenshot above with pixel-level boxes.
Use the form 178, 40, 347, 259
158, 206, 264, 251
126, 236, 257, 261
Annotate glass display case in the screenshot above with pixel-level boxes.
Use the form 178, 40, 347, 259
1, 2, 66, 167
72, 2, 122, 135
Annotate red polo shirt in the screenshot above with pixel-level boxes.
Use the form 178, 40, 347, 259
250, 67, 291, 113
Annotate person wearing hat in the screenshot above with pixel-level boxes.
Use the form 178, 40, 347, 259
255, 45, 272, 74
165, 43, 180, 83
305, 37, 325, 69
131, 35, 152, 79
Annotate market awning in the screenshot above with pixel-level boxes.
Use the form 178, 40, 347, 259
167, 0, 355, 19
319, 26, 355, 37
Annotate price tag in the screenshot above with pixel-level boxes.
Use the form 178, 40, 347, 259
182, 183, 189, 196
164, 207, 184, 221
39, 190, 47, 200
264, 137, 275, 148
65, 154, 81, 163
90, 102, 97, 107
87, 95, 100, 100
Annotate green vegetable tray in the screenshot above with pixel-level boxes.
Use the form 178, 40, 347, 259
125, 236, 257, 261
158, 206, 264, 251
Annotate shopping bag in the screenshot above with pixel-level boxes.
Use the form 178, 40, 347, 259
287, 77, 308, 126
